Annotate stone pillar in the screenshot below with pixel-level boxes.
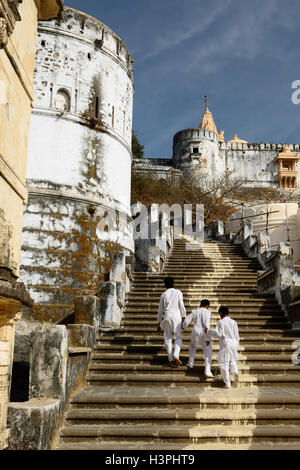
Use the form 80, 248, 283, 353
0, 304, 21, 449
74, 295, 101, 328
29, 325, 68, 400
0, 268, 32, 449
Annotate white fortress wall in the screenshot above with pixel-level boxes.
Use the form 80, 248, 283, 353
20, 7, 134, 324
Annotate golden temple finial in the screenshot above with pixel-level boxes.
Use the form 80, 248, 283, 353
228, 133, 248, 144
199, 97, 218, 135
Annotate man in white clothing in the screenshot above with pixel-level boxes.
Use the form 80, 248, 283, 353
182, 299, 214, 378
206, 306, 239, 389
157, 277, 186, 367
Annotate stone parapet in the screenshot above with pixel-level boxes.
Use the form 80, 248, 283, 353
224, 219, 300, 328
7, 320, 94, 449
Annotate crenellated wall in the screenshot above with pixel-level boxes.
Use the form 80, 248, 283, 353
133, 123, 300, 189
172, 128, 221, 181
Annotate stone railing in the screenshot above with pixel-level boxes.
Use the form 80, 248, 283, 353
206, 219, 300, 329
7, 316, 94, 449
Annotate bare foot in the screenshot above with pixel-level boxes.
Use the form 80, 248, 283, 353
174, 356, 183, 366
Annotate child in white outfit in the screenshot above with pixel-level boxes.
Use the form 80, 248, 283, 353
182, 299, 214, 378
206, 306, 239, 388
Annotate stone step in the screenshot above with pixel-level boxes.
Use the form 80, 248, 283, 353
164, 263, 260, 268
64, 407, 300, 426
97, 333, 300, 343
123, 314, 285, 322
109, 326, 289, 333
163, 270, 258, 274
131, 286, 258, 291
54, 234, 300, 449
95, 343, 298, 354
123, 315, 283, 321
127, 291, 274, 297
93, 343, 295, 354
91, 356, 294, 366
172, 250, 245, 253
133, 273, 258, 278
92, 350, 295, 360
86, 373, 300, 387
58, 424, 300, 444
121, 321, 287, 329
70, 385, 300, 407
91, 346, 297, 356
165, 261, 261, 266
131, 280, 258, 286
98, 328, 294, 336
88, 364, 300, 374
125, 304, 280, 309
124, 310, 280, 316
126, 296, 277, 304
55, 441, 300, 450
125, 300, 277, 305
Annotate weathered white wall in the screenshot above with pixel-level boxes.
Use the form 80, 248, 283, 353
220, 142, 300, 188
20, 7, 134, 324
136, 129, 300, 190
173, 128, 221, 180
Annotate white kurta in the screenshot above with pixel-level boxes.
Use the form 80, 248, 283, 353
157, 288, 186, 362
157, 288, 186, 332
182, 308, 211, 346
182, 308, 213, 369
208, 316, 239, 364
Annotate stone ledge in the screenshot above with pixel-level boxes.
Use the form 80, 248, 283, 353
0, 279, 34, 307
68, 347, 92, 355
7, 399, 60, 450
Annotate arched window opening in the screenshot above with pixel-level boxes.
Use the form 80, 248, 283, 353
55, 89, 71, 111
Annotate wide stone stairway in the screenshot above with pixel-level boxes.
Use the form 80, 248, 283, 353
55, 239, 300, 450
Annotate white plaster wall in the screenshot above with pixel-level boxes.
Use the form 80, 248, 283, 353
173, 128, 221, 179
27, 114, 132, 215
221, 143, 300, 188
19, 7, 135, 321
226, 203, 300, 261
172, 129, 300, 188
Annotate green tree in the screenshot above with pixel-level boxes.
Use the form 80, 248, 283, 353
132, 130, 144, 159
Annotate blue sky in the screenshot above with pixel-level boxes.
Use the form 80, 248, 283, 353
67, 0, 300, 158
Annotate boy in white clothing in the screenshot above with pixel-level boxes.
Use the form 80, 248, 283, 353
206, 306, 239, 389
157, 277, 186, 367
182, 299, 214, 378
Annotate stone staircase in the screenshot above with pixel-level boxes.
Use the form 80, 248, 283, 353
55, 239, 300, 450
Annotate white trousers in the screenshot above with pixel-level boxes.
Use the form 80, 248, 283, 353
164, 329, 182, 362
220, 360, 239, 387
188, 340, 212, 369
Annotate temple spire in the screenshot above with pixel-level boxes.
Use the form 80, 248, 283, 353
199, 96, 218, 135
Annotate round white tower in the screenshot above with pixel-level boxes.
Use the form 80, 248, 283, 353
173, 104, 224, 182
20, 7, 134, 323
